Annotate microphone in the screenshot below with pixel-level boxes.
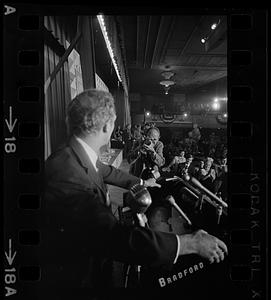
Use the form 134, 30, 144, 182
182, 187, 199, 200
126, 184, 152, 214
165, 195, 192, 226
189, 177, 228, 208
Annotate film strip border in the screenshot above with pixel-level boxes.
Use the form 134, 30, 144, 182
3, 6, 268, 299
228, 12, 268, 300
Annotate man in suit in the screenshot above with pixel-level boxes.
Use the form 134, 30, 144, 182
42, 89, 227, 293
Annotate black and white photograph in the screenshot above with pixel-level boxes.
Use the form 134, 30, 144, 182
44, 12, 228, 294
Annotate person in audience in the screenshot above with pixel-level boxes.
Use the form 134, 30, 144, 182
191, 123, 201, 143
209, 132, 216, 147
193, 159, 205, 180
198, 157, 216, 192
113, 125, 123, 141
213, 157, 228, 199
184, 131, 197, 154
162, 150, 186, 174
122, 124, 132, 158
177, 154, 194, 178
132, 124, 143, 141
208, 146, 216, 159
221, 146, 227, 159
143, 122, 152, 136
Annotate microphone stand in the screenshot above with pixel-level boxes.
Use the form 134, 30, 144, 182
124, 213, 148, 288
216, 193, 223, 225
165, 175, 227, 231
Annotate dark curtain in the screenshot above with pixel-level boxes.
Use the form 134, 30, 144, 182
44, 44, 71, 159
44, 16, 74, 159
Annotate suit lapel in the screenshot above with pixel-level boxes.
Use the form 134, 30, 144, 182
69, 137, 107, 199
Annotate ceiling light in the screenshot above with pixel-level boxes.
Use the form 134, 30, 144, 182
160, 71, 176, 95
211, 23, 217, 30
223, 113, 228, 118
159, 80, 175, 88
212, 102, 220, 110
184, 113, 188, 117
211, 19, 220, 30
97, 14, 122, 83
161, 71, 175, 80
201, 38, 206, 44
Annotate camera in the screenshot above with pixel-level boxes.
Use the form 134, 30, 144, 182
143, 139, 152, 146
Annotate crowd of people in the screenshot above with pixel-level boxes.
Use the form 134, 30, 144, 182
162, 125, 228, 201
112, 121, 228, 202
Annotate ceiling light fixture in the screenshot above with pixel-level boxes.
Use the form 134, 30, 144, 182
212, 102, 220, 110
159, 80, 175, 88
211, 23, 217, 30
161, 71, 175, 80
201, 38, 206, 44
211, 19, 221, 30
160, 71, 176, 95
97, 14, 122, 83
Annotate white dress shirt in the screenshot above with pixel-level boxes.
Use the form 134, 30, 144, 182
75, 136, 99, 172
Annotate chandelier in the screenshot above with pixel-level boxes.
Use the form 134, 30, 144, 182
159, 71, 175, 95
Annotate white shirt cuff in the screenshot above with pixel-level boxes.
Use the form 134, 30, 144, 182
174, 235, 180, 264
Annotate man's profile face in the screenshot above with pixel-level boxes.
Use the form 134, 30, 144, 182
107, 115, 116, 143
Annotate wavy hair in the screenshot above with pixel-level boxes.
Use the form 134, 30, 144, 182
66, 89, 116, 136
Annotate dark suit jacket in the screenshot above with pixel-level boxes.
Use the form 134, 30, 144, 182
41, 136, 177, 290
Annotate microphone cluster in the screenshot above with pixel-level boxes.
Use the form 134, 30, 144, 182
165, 175, 227, 209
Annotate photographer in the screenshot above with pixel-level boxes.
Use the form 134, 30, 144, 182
128, 127, 165, 178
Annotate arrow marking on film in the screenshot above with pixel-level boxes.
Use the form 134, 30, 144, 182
5, 239, 17, 266
5, 106, 17, 133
